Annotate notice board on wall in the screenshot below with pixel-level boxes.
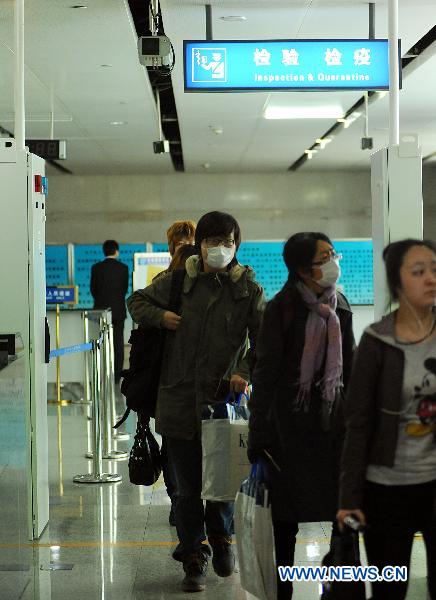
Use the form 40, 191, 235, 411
46, 245, 68, 286
238, 239, 373, 304
45, 239, 374, 306
73, 243, 147, 309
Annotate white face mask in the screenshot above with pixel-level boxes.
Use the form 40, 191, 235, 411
316, 258, 341, 288
206, 245, 235, 269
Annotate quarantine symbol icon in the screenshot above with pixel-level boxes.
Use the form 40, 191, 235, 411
192, 48, 227, 82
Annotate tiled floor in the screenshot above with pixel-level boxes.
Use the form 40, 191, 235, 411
1, 379, 432, 599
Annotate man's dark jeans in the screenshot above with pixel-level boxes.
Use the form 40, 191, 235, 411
161, 436, 177, 500
165, 432, 234, 561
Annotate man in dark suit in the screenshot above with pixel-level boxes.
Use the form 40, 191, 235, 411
90, 240, 129, 383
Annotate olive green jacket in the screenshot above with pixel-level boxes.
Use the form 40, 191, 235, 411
127, 256, 265, 439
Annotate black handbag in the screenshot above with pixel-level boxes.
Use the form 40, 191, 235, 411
320, 518, 366, 600
128, 418, 162, 486
115, 269, 185, 428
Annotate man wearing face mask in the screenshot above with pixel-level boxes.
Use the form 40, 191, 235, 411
127, 211, 265, 593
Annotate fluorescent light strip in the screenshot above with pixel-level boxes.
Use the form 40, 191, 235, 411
264, 105, 344, 120
291, 88, 389, 170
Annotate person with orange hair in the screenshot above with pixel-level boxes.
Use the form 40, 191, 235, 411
167, 220, 196, 257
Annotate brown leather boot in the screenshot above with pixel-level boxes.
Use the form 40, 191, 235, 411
208, 536, 235, 577
181, 552, 208, 592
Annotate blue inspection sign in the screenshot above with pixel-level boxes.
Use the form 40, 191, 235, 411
184, 39, 395, 92
46, 285, 78, 305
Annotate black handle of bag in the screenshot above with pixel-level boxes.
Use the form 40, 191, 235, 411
114, 407, 131, 429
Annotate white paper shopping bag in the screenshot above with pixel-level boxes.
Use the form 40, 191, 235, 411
201, 418, 251, 502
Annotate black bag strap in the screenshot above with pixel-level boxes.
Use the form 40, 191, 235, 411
168, 268, 185, 313
114, 407, 130, 429
158, 267, 185, 368
113, 271, 185, 430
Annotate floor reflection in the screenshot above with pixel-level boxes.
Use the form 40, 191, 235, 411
1, 372, 429, 599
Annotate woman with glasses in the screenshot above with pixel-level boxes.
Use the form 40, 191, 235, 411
248, 232, 355, 600
338, 239, 436, 600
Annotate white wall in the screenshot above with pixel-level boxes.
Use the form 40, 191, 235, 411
46, 170, 373, 243
45, 167, 436, 244
44, 167, 436, 344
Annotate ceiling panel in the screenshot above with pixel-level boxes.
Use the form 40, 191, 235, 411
0, 0, 435, 174
0, 0, 173, 174
306, 39, 436, 170
162, 0, 436, 172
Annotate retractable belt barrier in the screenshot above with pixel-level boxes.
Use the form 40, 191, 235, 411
48, 311, 125, 485
49, 341, 93, 359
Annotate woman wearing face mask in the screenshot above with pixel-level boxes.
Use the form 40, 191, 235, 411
127, 211, 265, 594
248, 232, 355, 600
337, 239, 436, 600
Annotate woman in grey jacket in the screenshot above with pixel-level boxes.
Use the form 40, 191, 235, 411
338, 238, 436, 600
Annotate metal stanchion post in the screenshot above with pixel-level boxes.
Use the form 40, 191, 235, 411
83, 311, 91, 405
74, 339, 121, 484
102, 317, 127, 460
48, 304, 71, 405
83, 312, 94, 457
109, 322, 130, 441
57, 402, 64, 497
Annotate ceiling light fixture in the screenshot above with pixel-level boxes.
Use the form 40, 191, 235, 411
304, 149, 318, 159
71, 5, 88, 8
264, 105, 344, 120
109, 121, 126, 126
101, 64, 112, 68
209, 126, 223, 135
220, 16, 246, 21
315, 137, 333, 149
338, 111, 363, 129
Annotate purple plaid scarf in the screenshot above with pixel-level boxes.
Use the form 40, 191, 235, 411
295, 282, 343, 413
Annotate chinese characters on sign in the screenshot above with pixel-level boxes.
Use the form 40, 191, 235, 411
46, 286, 77, 304
253, 47, 371, 67
325, 48, 342, 66
254, 48, 271, 66
282, 49, 299, 66
354, 48, 371, 66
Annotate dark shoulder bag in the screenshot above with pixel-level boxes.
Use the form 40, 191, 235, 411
128, 416, 162, 486
115, 269, 185, 428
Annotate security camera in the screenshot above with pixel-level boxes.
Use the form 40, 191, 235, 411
153, 140, 170, 154
138, 36, 171, 67
361, 137, 373, 150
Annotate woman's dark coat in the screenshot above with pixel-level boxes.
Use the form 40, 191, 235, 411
248, 284, 355, 523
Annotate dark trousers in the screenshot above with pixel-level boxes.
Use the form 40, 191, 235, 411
112, 320, 125, 381
273, 520, 299, 600
165, 435, 234, 561
364, 479, 436, 600
161, 436, 177, 501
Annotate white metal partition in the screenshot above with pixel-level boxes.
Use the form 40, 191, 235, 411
0, 139, 49, 539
